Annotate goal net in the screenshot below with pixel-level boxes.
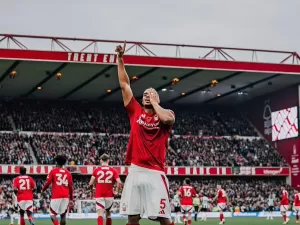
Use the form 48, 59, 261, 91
77, 199, 121, 214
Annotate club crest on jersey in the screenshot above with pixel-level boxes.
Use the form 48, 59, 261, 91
136, 114, 160, 130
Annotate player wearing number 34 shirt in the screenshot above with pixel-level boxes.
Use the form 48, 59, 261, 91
42, 155, 73, 218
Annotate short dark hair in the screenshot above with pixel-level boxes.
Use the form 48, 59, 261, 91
100, 154, 110, 162
20, 167, 26, 175
55, 155, 67, 166
184, 178, 191, 185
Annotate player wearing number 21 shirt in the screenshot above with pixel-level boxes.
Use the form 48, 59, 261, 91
13, 167, 36, 225
179, 178, 197, 225
42, 155, 73, 225
89, 154, 122, 225
115, 42, 175, 225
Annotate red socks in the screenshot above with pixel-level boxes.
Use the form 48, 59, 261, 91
188, 219, 191, 225
183, 215, 186, 221
106, 217, 112, 225
52, 219, 59, 225
20, 217, 25, 225
98, 216, 104, 225
283, 215, 287, 221
220, 214, 224, 221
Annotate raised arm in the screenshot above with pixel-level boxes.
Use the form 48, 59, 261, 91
115, 41, 133, 106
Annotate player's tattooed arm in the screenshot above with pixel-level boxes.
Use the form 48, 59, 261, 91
115, 41, 133, 107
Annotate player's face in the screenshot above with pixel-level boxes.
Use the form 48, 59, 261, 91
142, 90, 151, 106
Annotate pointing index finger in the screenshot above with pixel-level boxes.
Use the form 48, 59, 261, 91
123, 41, 126, 52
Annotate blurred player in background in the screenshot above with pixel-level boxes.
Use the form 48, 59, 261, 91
193, 194, 200, 221
172, 192, 182, 223
8, 192, 20, 225
266, 194, 275, 220
116, 42, 175, 225
280, 186, 290, 224
200, 194, 209, 222
294, 189, 300, 224
42, 155, 73, 225
13, 167, 36, 225
89, 153, 123, 225
179, 178, 197, 225
212, 185, 228, 225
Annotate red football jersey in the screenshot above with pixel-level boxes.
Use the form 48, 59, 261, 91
42, 168, 73, 199
125, 97, 174, 172
217, 189, 227, 203
179, 185, 197, 205
281, 190, 289, 205
92, 166, 119, 198
294, 193, 300, 207
13, 175, 36, 201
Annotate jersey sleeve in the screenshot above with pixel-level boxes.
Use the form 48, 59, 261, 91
125, 97, 141, 118
13, 178, 18, 189
179, 187, 183, 196
92, 169, 97, 178
30, 177, 36, 189
113, 168, 120, 180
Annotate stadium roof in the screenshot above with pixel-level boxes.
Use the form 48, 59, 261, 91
0, 34, 300, 105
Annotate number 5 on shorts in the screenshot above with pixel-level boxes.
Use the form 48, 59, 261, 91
159, 199, 166, 215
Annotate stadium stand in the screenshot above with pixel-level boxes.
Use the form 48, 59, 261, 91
0, 133, 286, 167
1, 101, 257, 136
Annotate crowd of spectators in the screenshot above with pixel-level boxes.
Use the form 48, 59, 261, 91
168, 136, 287, 167
0, 100, 257, 136
0, 133, 34, 165
0, 176, 295, 214
26, 134, 286, 167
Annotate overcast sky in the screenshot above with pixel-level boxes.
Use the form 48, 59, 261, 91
0, 0, 299, 60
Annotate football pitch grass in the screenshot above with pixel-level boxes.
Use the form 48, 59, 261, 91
0, 218, 294, 225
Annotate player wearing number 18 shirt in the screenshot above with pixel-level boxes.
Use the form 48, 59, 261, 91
179, 178, 197, 225
13, 167, 36, 225
116, 42, 175, 225
42, 155, 73, 225
89, 154, 122, 225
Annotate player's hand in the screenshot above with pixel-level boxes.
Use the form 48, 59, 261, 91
115, 41, 126, 58
149, 88, 160, 105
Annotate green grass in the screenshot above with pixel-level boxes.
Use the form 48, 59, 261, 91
0, 218, 294, 225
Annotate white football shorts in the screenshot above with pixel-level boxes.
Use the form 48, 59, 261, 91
96, 198, 114, 211
181, 205, 194, 213
280, 205, 289, 212
18, 200, 33, 212
120, 164, 171, 220
217, 203, 226, 210
50, 198, 69, 215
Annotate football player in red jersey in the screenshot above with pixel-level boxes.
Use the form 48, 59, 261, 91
178, 178, 197, 225
89, 154, 123, 225
212, 185, 228, 225
280, 186, 290, 224
115, 42, 175, 225
293, 189, 300, 224
13, 167, 36, 225
42, 155, 73, 225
